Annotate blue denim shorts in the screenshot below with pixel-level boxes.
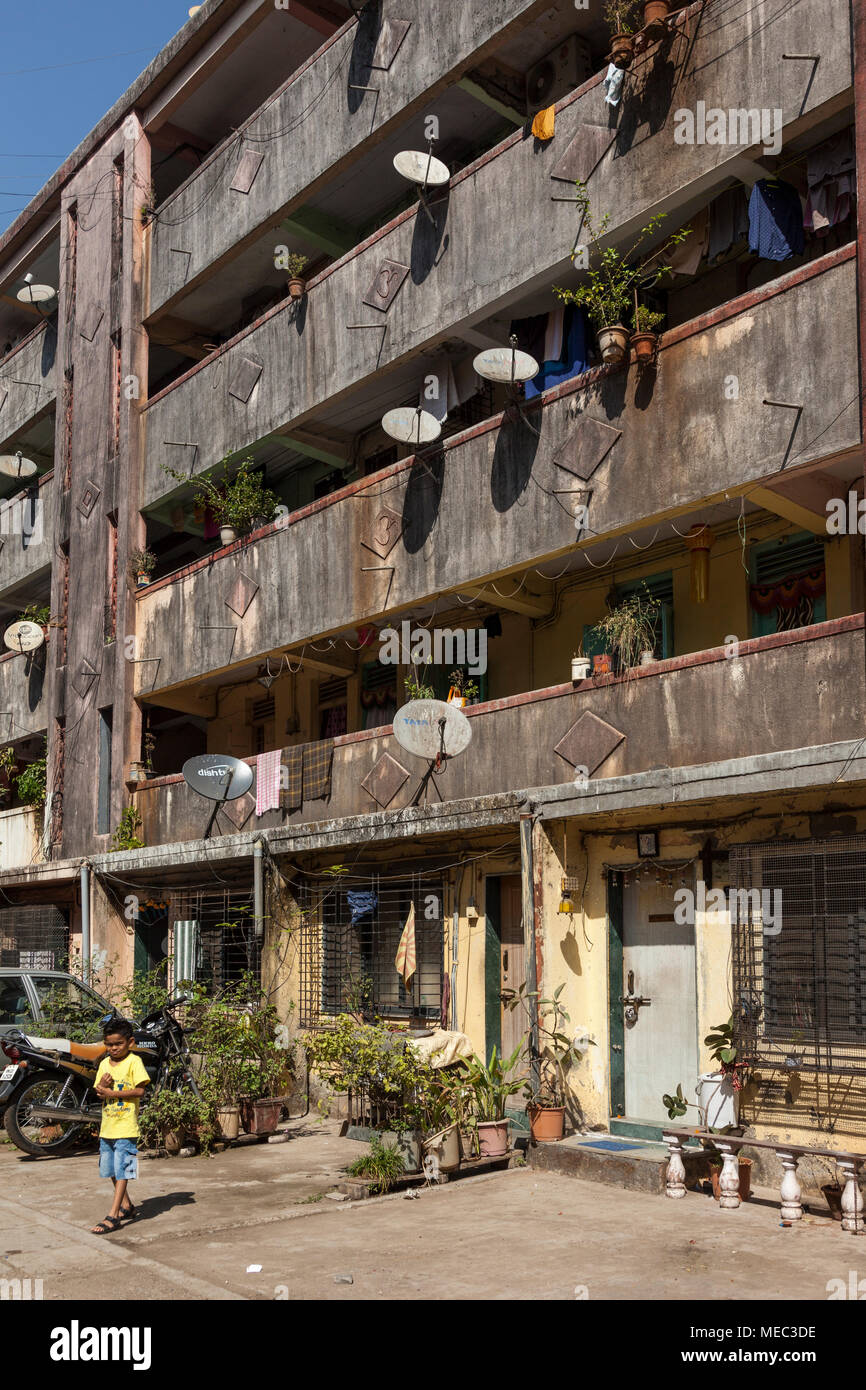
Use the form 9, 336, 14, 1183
99, 1137, 139, 1181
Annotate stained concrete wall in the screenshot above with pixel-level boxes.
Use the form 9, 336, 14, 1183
0, 324, 57, 447
0, 473, 55, 600
135, 255, 859, 695
133, 618, 864, 847
0, 806, 43, 871
0, 648, 48, 746
142, 0, 853, 503
147, 0, 554, 316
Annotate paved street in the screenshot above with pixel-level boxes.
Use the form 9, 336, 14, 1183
0, 1121, 860, 1301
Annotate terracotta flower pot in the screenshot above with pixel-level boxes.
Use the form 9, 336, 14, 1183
630, 330, 659, 366
597, 324, 630, 364
477, 1119, 510, 1158
822, 1183, 844, 1221
163, 1128, 184, 1156
528, 1105, 565, 1143
288, 277, 307, 301
610, 33, 634, 68
592, 653, 613, 676
710, 1156, 752, 1201
240, 1098, 281, 1136
643, 0, 670, 34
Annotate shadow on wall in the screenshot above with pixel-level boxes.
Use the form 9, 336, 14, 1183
491, 405, 541, 512
402, 448, 444, 553
347, 0, 384, 116
614, 31, 682, 160
26, 651, 45, 713
41, 319, 58, 375
410, 188, 450, 284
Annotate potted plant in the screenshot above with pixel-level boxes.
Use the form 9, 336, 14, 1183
446, 669, 480, 707
457, 1042, 525, 1158
699, 1015, 750, 1129
643, 0, 671, 38
139, 1087, 212, 1155
814, 1157, 844, 1221
163, 454, 281, 546
587, 585, 661, 677
554, 184, 691, 365
662, 1084, 752, 1200
572, 650, 591, 683
14, 741, 47, 809
345, 1134, 408, 1194
18, 602, 52, 635
129, 547, 157, 589
403, 661, 436, 702
420, 1070, 466, 1173
631, 305, 665, 367
507, 983, 595, 1142
603, 0, 643, 69
190, 969, 293, 1138
286, 253, 309, 301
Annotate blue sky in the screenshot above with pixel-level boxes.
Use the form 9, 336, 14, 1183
0, 1, 193, 234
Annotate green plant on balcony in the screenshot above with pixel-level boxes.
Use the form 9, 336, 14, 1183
162, 454, 281, 541
603, 0, 642, 35
553, 183, 690, 364
15, 740, 47, 808
18, 602, 52, 630
286, 253, 309, 301
403, 661, 435, 702
111, 805, 144, 852
587, 585, 661, 674
129, 548, 157, 587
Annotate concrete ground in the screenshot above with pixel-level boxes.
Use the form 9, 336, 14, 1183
0, 1121, 859, 1301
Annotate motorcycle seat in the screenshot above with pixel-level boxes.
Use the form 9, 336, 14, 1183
68, 1041, 108, 1061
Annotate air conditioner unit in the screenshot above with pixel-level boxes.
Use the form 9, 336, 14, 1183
526, 34, 592, 114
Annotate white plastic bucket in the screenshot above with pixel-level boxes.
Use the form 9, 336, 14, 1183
697, 1071, 738, 1129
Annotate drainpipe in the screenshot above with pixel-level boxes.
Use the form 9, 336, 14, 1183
519, 812, 540, 1091
253, 840, 265, 941
80, 862, 91, 983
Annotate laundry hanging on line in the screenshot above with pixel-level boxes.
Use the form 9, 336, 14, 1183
707, 185, 750, 263
805, 129, 855, 234
524, 305, 590, 400
668, 206, 710, 277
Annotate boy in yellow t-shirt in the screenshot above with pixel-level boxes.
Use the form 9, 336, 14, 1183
90, 1019, 150, 1235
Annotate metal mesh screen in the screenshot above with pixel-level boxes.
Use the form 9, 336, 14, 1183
170, 887, 258, 993
294, 873, 445, 1029
0, 905, 69, 969
731, 837, 866, 1078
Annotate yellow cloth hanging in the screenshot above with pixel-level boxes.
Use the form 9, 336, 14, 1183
395, 902, 417, 990
532, 105, 556, 141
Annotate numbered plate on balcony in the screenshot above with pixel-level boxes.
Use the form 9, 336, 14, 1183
393, 699, 472, 760
182, 754, 254, 801
3, 620, 44, 653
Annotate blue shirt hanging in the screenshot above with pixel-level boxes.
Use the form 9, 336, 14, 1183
525, 306, 590, 400
346, 891, 377, 925
748, 179, 804, 262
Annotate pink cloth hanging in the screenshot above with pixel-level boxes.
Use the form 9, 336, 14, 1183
255, 749, 282, 817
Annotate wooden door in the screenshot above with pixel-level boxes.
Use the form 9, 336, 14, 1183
499, 875, 527, 1066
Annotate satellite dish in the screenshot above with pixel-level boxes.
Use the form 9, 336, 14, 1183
0, 452, 38, 480
382, 407, 442, 445
3, 620, 44, 654
473, 345, 539, 384
16, 284, 56, 307
393, 699, 472, 761
182, 754, 254, 801
393, 150, 451, 189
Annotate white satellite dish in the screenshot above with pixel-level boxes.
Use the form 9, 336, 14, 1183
473, 345, 539, 384
393, 150, 451, 189
0, 452, 37, 480
16, 284, 56, 307
382, 407, 442, 445
3, 620, 45, 654
393, 699, 472, 761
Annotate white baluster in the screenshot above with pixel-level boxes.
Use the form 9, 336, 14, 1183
664, 1132, 686, 1199
839, 1159, 864, 1234
717, 1142, 741, 1210
777, 1149, 802, 1221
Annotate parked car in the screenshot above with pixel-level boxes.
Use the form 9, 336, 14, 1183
0, 969, 111, 1119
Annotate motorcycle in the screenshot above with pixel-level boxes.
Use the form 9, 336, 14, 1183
0, 997, 200, 1157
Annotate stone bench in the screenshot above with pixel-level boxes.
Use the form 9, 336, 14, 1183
663, 1127, 865, 1233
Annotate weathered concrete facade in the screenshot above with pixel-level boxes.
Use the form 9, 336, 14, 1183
0, 0, 864, 1153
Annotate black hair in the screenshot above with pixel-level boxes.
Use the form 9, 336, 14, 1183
103, 1018, 134, 1041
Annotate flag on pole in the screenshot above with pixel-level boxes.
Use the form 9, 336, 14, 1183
395, 902, 417, 990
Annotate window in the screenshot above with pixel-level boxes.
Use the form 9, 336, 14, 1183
318, 677, 347, 739
749, 532, 826, 637
583, 571, 674, 662
0, 975, 32, 1026
29, 976, 107, 1033
308, 875, 445, 1025
731, 837, 866, 1076
361, 660, 397, 731
172, 889, 257, 992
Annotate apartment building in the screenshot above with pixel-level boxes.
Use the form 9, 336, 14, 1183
0, 0, 864, 1151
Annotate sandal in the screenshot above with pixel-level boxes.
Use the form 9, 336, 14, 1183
120, 1201, 138, 1221
91, 1215, 123, 1235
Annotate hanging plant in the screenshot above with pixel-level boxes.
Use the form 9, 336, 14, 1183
554, 183, 691, 365
630, 305, 666, 366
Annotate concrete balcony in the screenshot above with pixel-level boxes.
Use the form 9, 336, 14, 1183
0, 805, 44, 871
0, 323, 57, 447
0, 471, 55, 600
134, 250, 859, 696
142, 0, 852, 504
134, 616, 865, 847
147, 0, 551, 318
0, 644, 49, 746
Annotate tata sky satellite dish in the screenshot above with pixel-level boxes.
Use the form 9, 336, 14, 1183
393, 150, 451, 189
393, 699, 472, 761
3, 620, 44, 654
473, 343, 539, 385
182, 753, 254, 801
382, 406, 442, 446
0, 452, 37, 480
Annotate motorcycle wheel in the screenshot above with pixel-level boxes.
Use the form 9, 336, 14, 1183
4, 1071, 92, 1157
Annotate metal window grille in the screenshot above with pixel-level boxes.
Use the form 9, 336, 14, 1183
0, 906, 69, 969
170, 887, 258, 993
731, 837, 866, 1078
294, 873, 445, 1029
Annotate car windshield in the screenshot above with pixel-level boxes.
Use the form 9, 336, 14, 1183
29, 976, 108, 1039
0, 976, 33, 1027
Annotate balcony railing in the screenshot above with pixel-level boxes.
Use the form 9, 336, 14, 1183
134, 616, 864, 848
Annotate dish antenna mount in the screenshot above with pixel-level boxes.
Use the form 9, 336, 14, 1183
182, 753, 254, 838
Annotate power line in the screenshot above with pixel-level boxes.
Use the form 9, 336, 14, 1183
0, 47, 157, 79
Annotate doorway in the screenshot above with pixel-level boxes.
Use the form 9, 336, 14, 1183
608, 869, 698, 1124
